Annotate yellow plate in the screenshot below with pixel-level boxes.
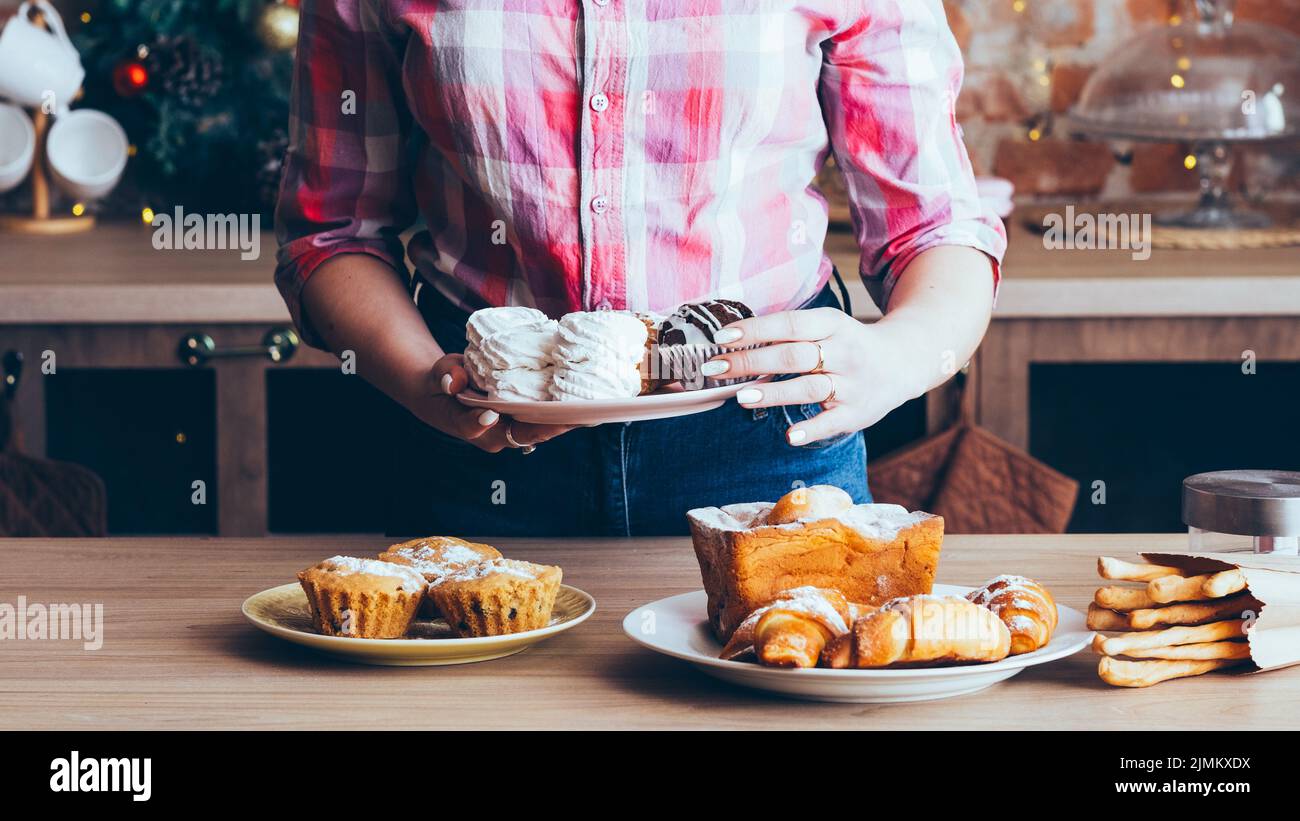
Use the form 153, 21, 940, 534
241, 582, 595, 666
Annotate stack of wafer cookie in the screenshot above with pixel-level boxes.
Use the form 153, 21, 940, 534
1090, 556, 1257, 687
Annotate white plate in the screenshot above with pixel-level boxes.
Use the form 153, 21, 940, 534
457, 378, 767, 424
622, 585, 1093, 703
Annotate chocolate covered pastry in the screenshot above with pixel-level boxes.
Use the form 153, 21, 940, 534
656, 299, 754, 389
658, 299, 753, 346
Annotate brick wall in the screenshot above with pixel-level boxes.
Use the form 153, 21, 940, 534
947, 0, 1300, 199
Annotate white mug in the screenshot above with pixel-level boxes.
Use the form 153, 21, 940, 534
0, 0, 85, 112
46, 108, 128, 200
0, 101, 35, 192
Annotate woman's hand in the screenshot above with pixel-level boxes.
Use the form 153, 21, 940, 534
299, 256, 574, 454
410, 354, 575, 453
699, 308, 927, 446
698, 247, 996, 446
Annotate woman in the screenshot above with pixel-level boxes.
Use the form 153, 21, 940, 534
275, 0, 1005, 536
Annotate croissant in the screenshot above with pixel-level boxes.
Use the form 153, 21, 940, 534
966, 574, 1058, 655
720, 597, 877, 663
822, 594, 1011, 668
719, 605, 770, 661
748, 587, 851, 668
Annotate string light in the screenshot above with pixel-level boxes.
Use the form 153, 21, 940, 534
1013, 0, 1026, 13
1184, 154, 1197, 170
141, 207, 156, 224
80, 11, 90, 23
71, 203, 86, 217
1170, 74, 1186, 89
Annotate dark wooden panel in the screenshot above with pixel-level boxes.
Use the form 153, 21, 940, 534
1030, 361, 1300, 533
45, 368, 217, 534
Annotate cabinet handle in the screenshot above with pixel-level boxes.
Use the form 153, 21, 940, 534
178, 328, 300, 367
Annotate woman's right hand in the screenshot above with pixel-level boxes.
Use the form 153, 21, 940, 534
408, 354, 575, 452
298, 255, 573, 453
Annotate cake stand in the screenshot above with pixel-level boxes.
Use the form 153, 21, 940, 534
1065, 0, 1300, 229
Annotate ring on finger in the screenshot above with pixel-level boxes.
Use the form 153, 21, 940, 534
822, 373, 838, 404
504, 423, 536, 455
810, 341, 827, 374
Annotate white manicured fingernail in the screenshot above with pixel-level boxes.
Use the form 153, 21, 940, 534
478, 410, 499, 426
713, 328, 743, 344
700, 360, 730, 377
736, 388, 763, 405
441, 373, 454, 394
787, 429, 807, 445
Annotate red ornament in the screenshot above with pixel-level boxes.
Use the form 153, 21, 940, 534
112, 59, 150, 97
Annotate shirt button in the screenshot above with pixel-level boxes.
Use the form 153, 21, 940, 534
590, 93, 609, 113
591, 196, 609, 214
595, 300, 613, 310
594, 0, 609, 6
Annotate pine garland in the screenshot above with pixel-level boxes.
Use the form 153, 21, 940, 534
71, 0, 293, 217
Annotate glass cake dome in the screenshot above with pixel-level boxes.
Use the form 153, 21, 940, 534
1067, 0, 1300, 227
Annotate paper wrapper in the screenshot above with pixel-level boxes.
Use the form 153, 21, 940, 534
1143, 551, 1300, 673
650, 342, 760, 390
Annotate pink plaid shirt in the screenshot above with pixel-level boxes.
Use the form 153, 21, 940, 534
275, 0, 1006, 343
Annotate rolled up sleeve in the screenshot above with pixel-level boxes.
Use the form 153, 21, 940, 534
819, 0, 1006, 309
274, 0, 417, 346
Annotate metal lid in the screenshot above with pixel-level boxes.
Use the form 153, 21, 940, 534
1182, 470, 1300, 536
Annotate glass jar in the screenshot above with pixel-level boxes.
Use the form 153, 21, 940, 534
1183, 470, 1300, 554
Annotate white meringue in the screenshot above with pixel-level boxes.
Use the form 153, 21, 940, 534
550, 311, 647, 400
464, 347, 495, 391
488, 367, 553, 402
465, 306, 551, 348
551, 360, 642, 401
478, 321, 559, 370
554, 311, 648, 364
463, 306, 650, 403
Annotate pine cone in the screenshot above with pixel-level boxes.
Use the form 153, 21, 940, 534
145, 35, 224, 108
255, 127, 290, 210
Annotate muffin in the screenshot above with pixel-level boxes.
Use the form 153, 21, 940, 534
297, 556, 429, 639
656, 299, 754, 389
377, 536, 502, 618
428, 558, 563, 637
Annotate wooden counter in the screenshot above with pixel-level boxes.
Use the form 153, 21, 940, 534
0, 533, 1293, 730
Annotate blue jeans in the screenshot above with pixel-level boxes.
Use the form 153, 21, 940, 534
387, 280, 870, 537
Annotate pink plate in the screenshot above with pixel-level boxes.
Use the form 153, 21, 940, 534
457, 378, 768, 425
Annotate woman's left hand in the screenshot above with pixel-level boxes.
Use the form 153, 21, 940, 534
700, 307, 929, 446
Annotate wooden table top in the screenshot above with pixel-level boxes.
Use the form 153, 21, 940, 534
1, 532, 1294, 730
4, 206, 1299, 324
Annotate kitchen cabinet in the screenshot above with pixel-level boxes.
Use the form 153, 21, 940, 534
3, 208, 1298, 535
